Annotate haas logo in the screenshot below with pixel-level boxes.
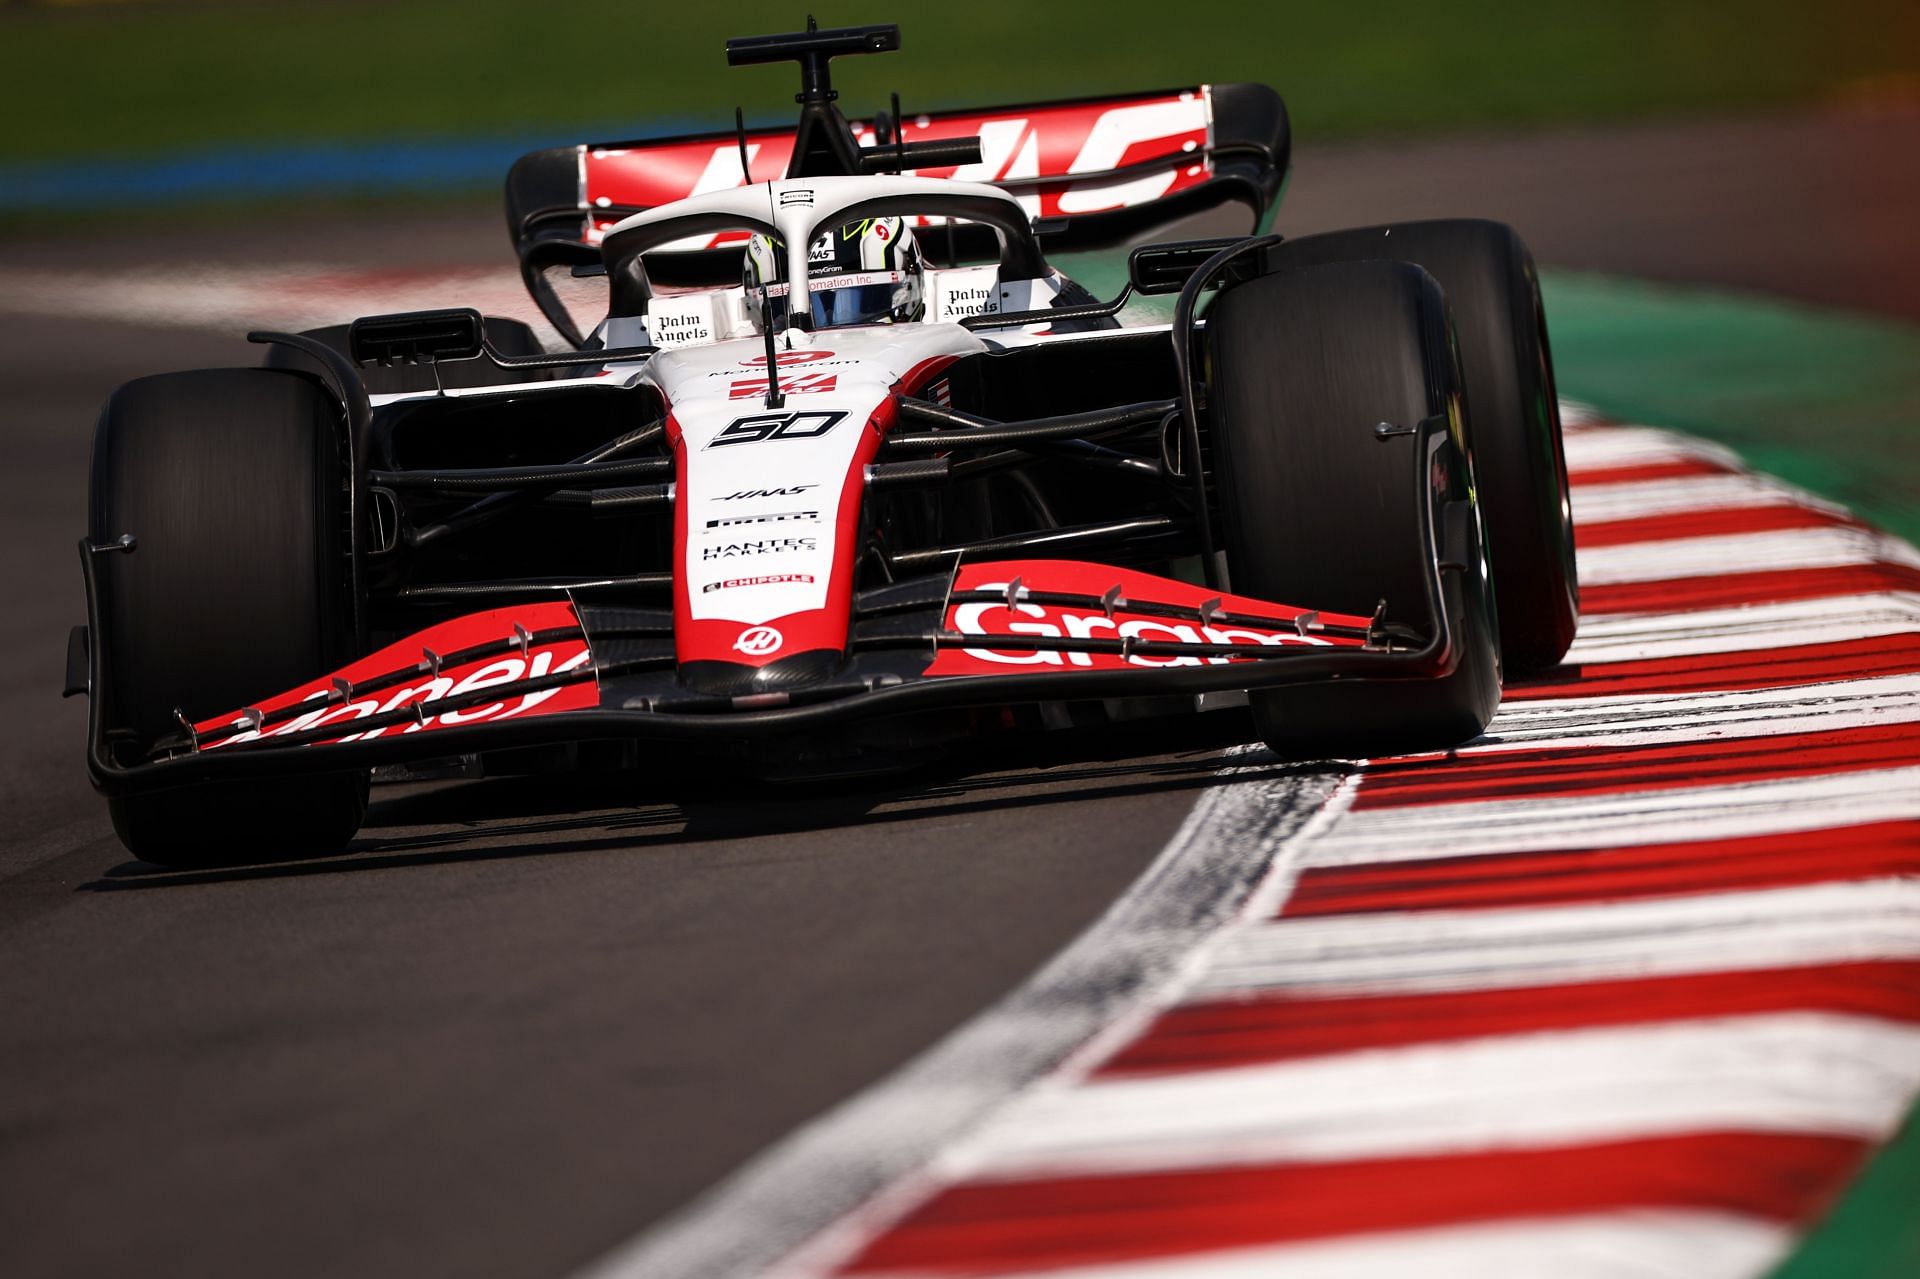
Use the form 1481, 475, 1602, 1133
729, 371, 838, 400
733, 626, 784, 657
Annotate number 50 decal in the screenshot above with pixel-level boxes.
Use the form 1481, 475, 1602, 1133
706, 410, 848, 449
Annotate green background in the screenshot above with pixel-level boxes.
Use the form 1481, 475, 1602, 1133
5, 0, 1919, 164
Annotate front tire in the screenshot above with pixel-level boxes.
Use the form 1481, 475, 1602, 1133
90, 368, 368, 866
1269, 219, 1577, 670
1206, 259, 1500, 760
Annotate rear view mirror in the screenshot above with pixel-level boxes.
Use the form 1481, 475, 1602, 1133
348, 308, 485, 365
1127, 237, 1262, 296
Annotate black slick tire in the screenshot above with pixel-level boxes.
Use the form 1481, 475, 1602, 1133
89, 368, 368, 866
1268, 219, 1577, 670
1206, 259, 1500, 760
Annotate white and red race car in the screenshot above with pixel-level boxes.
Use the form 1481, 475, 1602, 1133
72, 22, 1576, 865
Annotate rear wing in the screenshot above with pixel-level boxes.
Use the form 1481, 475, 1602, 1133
505, 84, 1288, 344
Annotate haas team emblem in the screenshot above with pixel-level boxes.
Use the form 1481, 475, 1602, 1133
733, 626, 785, 657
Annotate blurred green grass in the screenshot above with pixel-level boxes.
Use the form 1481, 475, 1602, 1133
6, 0, 1919, 163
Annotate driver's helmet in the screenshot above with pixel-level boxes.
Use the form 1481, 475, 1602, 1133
743, 216, 926, 331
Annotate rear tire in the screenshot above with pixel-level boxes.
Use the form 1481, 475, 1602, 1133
1269, 219, 1577, 670
90, 368, 368, 866
1207, 259, 1500, 760
263, 315, 549, 395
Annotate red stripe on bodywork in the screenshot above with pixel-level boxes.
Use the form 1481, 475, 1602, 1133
835, 1132, 1863, 1274
926, 561, 1370, 678
1581, 563, 1920, 614
1281, 820, 1920, 919
671, 357, 957, 668
670, 400, 894, 667
1575, 503, 1856, 548
891, 353, 964, 401
1507, 633, 1920, 701
1568, 457, 1733, 486
1350, 722, 1919, 810
194, 600, 597, 748
1099, 959, 1920, 1075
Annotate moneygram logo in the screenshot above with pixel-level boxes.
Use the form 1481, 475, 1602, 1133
203, 646, 594, 748
734, 626, 784, 657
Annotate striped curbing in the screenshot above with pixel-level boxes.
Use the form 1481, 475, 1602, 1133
929, 1013, 1920, 1177
750, 411, 1920, 1278
1561, 474, 1844, 525
1192, 880, 1920, 998
1559, 594, 1920, 659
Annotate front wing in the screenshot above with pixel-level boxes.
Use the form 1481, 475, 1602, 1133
82, 425, 1474, 793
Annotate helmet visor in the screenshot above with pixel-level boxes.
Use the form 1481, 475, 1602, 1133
813, 281, 909, 328
759, 271, 911, 330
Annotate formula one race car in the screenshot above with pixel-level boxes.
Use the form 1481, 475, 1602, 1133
70, 21, 1577, 865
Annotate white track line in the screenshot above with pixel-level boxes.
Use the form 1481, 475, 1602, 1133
1561, 423, 1746, 470
1477, 672, 1920, 749
1562, 592, 1920, 662
1577, 526, 1920, 584
1197, 878, 1920, 999
1568, 474, 1830, 522
947, 1013, 1920, 1180
1303, 764, 1920, 864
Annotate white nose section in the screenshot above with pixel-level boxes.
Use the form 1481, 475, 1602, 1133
643, 325, 987, 668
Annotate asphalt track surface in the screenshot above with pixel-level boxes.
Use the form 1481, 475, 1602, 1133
1, 110, 1914, 1278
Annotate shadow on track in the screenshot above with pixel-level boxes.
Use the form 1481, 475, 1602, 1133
80, 715, 1306, 891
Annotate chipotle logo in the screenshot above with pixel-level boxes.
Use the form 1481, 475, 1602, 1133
702, 573, 815, 594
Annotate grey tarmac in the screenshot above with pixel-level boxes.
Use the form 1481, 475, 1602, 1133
0, 109, 1913, 1278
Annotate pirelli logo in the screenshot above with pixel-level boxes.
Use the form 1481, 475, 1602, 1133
705, 510, 820, 530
